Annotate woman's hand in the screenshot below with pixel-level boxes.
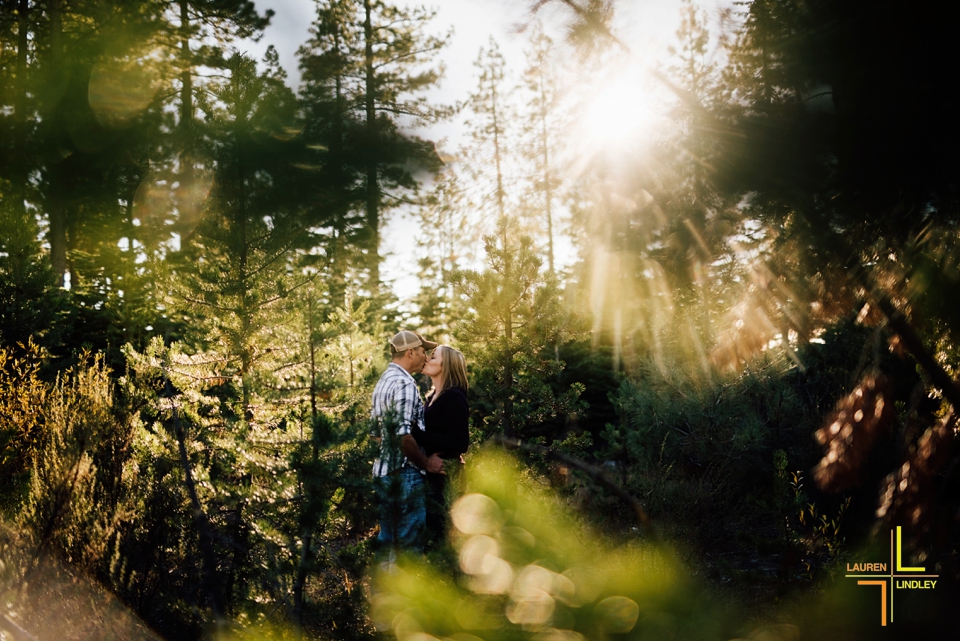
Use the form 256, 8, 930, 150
425, 453, 446, 474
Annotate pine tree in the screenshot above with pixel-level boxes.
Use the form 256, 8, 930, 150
519, 24, 566, 276
720, 0, 806, 115
462, 38, 516, 230
0, 2, 190, 354
413, 169, 473, 339
0, 0, 61, 349
357, 0, 451, 292
297, 0, 368, 311
173, 51, 306, 417
297, 0, 450, 296
0, 181, 59, 349
170, 0, 273, 240
667, 0, 714, 100
41, 11, 173, 362
6, 0, 168, 291
119, 337, 234, 633
2, 0, 38, 273
456, 215, 583, 440
287, 289, 381, 638
166, 52, 335, 622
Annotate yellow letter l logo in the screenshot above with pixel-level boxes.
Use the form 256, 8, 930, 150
896, 526, 924, 572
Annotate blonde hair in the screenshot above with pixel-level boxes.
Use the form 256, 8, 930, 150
426, 345, 468, 404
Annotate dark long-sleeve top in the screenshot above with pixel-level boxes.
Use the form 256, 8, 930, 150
412, 386, 469, 458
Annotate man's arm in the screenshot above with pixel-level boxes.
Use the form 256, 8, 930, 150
401, 434, 445, 474
381, 374, 444, 473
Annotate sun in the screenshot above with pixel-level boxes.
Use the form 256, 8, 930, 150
572, 57, 665, 155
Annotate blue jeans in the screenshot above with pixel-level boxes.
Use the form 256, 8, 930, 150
375, 467, 426, 552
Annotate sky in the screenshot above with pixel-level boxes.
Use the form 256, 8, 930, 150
245, 0, 698, 138
241, 0, 708, 303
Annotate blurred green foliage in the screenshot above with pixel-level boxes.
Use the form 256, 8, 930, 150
372, 449, 735, 641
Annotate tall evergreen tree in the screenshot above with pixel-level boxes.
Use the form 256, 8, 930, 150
297, 0, 368, 311
42, 7, 174, 361
413, 169, 472, 340
168, 0, 273, 240
8, 0, 167, 291
152, 52, 320, 627
0, 2, 207, 353
462, 38, 515, 229
174, 51, 307, 415
456, 214, 583, 440
355, 0, 451, 292
519, 24, 566, 276
2, 0, 37, 263
0, 0, 59, 348
297, 0, 450, 295
286, 289, 381, 638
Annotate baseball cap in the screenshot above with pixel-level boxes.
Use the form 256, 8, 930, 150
389, 330, 438, 352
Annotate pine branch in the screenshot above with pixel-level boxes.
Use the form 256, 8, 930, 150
179, 295, 233, 312
491, 435, 657, 540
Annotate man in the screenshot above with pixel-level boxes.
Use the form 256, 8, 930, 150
371, 330, 444, 552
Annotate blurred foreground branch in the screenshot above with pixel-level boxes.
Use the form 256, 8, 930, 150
492, 435, 657, 539
0, 613, 38, 641
807, 203, 960, 419
869, 287, 960, 412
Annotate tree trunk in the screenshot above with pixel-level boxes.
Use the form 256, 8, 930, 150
502, 221, 514, 438
363, 0, 380, 292
293, 305, 320, 639
292, 524, 312, 640
491, 81, 505, 219
537, 71, 554, 276
48, 0, 67, 286
330, 26, 347, 307
232, 119, 253, 415
170, 393, 225, 625
178, 0, 196, 239
503, 313, 514, 438
48, 170, 67, 287
9, 0, 31, 283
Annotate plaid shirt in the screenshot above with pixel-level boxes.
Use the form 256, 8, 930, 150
371, 363, 425, 477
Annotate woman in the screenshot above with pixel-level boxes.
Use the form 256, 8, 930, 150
413, 344, 469, 547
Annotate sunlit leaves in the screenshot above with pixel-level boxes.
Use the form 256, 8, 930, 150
0, 342, 49, 504
17, 350, 137, 574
